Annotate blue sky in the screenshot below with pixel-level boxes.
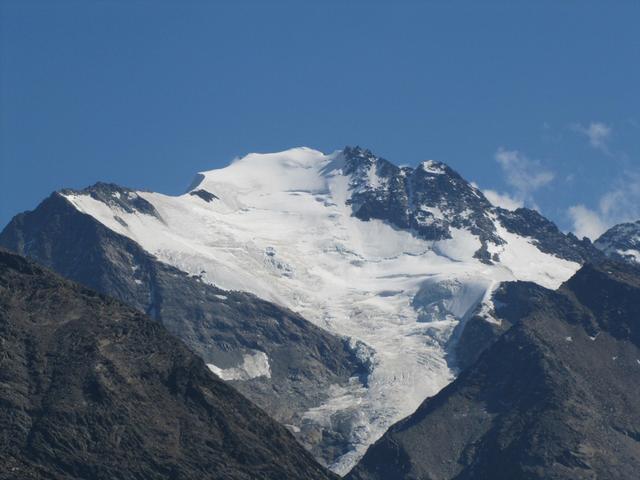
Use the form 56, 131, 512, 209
2, 0, 639, 238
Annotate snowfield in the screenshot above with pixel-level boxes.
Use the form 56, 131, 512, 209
63, 147, 580, 473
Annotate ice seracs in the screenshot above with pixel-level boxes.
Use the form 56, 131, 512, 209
61, 146, 584, 473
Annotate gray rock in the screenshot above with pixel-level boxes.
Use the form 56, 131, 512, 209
189, 189, 219, 202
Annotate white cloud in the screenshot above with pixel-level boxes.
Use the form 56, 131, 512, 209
572, 121, 612, 152
474, 149, 554, 211
568, 205, 608, 240
568, 171, 640, 240
483, 189, 524, 211
492, 148, 554, 207
495, 148, 555, 192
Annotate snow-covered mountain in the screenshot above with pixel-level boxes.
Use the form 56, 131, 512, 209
1, 146, 600, 473
595, 220, 640, 265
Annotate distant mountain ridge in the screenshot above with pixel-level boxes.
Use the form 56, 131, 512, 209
595, 220, 640, 265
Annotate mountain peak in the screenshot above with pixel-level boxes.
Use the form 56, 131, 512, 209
190, 147, 334, 196
595, 220, 640, 265
343, 145, 377, 166
418, 159, 448, 174
342, 148, 502, 259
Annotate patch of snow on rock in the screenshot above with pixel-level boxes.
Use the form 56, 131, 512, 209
207, 350, 271, 381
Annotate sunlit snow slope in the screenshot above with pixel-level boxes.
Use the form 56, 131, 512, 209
63, 147, 581, 473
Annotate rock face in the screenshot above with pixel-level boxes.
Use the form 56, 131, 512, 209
0, 192, 368, 466
0, 249, 337, 480
595, 220, 640, 265
343, 146, 599, 264
451, 280, 545, 371
344, 147, 502, 255
348, 260, 640, 480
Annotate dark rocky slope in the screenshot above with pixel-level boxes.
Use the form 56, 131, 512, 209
451, 280, 548, 371
348, 260, 640, 480
0, 192, 368, 464
0, 248, 337, 480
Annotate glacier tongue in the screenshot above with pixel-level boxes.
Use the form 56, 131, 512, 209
62, 147, 581, 473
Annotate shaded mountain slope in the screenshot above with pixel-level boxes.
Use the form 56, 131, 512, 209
348, 260, 640, 480
0, 248, 337, 480
0, 192, 367, 465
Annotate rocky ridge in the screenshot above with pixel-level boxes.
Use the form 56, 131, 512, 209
0, 248, 337, 480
